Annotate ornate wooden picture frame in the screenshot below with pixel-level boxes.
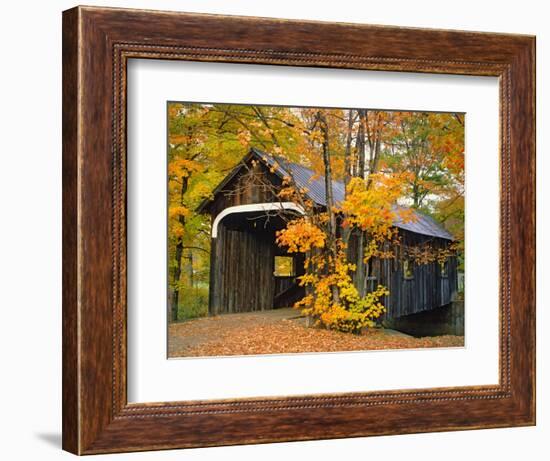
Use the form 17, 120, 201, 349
62, 6, 535, 455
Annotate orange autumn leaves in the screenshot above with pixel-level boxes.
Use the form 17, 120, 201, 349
276, 218, 326, 253
341, 173, 415, 233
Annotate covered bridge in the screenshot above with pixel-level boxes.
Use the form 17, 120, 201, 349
196, 147, 458, 321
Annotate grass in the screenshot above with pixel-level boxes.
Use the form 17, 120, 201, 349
177, 286, 209, 321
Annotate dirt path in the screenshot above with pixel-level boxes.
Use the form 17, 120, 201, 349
168, 308, 464, 358
169, 309, 300, 353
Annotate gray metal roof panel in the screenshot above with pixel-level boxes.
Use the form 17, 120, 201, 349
252, 148, 453, 241
392, 206, 454, 240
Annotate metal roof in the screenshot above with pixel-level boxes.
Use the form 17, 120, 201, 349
251, 148, 454, 241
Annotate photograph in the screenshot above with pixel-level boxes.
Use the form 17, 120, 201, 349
167, 102, 466, 358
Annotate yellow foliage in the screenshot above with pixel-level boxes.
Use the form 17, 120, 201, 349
237, 129, 252, 147
276, 218, 326, 253
341, 174, 412, 234
406, 242, 458, 266
294, 246, 389, 333
169, 205, 190, 220
168, 158, 202, 178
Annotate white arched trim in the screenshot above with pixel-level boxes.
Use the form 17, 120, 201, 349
211, 202, 305, 238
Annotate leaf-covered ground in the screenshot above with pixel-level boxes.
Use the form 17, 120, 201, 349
168, 309, 464, 358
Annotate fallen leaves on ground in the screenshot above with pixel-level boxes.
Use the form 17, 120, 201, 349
168, 312, 464, 358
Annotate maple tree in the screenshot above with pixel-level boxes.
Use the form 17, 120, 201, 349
275, 109, 417, 332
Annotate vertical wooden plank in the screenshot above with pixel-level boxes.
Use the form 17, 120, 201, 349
208, 236, 217, 315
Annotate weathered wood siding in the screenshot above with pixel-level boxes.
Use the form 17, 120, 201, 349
378, 232, 458, 320
207, 160, 300, 314
208, 161, 281, 218
209, 222, 275, 315
382, 257, 458, 319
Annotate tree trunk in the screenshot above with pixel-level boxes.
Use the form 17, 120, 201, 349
354, 110, 368, 296
184, 250, 194, 288
343, 109, 354, 192
366, 132, 382, 189
170, 241, 183, 322
170, 175, 188, 322
365, 112, 382, 189
357, 109, 366, 179
318, 111, 340, 305
342, 109, 354, 251
356, 230, 366, 297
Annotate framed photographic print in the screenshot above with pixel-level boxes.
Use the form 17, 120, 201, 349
62, 5, 535, 455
